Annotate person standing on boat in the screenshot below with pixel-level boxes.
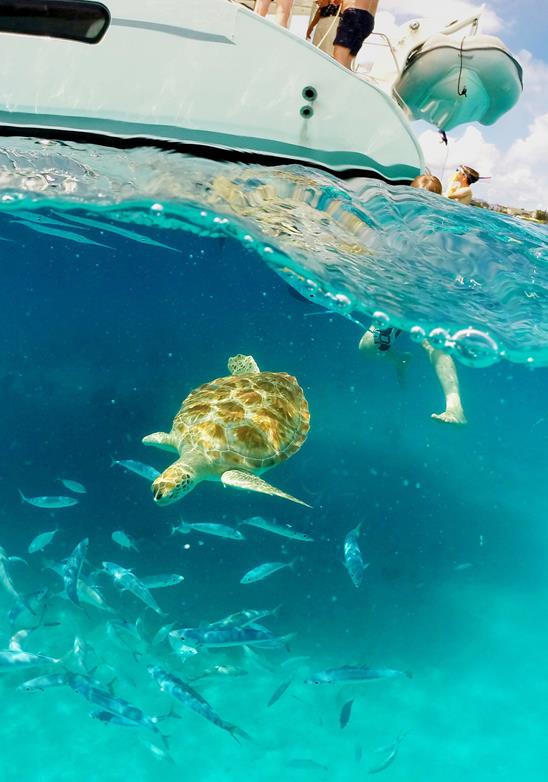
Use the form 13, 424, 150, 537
358, 174, 467, 426
333, 0, 379, 69
446, 165, 480, 206
254, 0, 294, 28
306, 1, 342, 55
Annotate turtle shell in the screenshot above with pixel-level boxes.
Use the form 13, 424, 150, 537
172, 371, 310, 472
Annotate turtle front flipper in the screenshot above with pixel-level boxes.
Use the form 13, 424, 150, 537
142, 431, 178, 453
152, 459, 198, 505
221, 470, 311, 508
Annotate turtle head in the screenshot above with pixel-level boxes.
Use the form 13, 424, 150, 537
152, 460, 197, 506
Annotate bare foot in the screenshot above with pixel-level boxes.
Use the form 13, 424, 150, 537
431, 410, 467, 425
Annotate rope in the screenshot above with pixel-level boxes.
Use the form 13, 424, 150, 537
457, 35, 468, 97
316, 3, 341, 50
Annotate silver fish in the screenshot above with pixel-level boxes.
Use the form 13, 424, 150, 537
28, 529, 60, 554
0, 546, 20, 599
148, 665, 250, 741
63, 538, 89, 606
339, 698, 354, 729
240, 559, 295, 584
58, 478, 87, 494
111, 530, 139, 552
0, 637, 60, 671
305, 665, 412, 684
212, 605, 280, 629
102, 561, 165, 615
111, 459, 160, 481
152, 621, 177, 647
172, 520, 245, 540
18, 490, 78, 509
141, 574, 185, 589
44, 559, 113, 613
72, 637, 99, 673
8, 587, 49, 628
167, 634, 199, 661
18, 672, 69, 692
240, 516, 314, 542
67, 673, 164, 738
368, 733, 406, 774
267, 677, 292, 708
170, 624, 286, 649
344, 523, 368, 588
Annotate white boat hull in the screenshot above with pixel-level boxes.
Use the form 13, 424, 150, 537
0, 0, 424, 182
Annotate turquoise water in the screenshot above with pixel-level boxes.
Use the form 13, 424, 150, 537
1, 138, 548, 781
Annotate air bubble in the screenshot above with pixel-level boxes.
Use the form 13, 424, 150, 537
451, 328, 499, 368
428, 327, 450, 349
410, 325, 426, 343
371, 311, 390, 329
150, 203, 164, 213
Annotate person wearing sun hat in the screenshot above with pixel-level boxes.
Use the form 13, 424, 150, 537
446, 165, 481, 205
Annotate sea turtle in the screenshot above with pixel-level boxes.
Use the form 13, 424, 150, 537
142, 354, 310, 507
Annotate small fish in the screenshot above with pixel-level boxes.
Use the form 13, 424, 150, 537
168, 634, 199, 661
19, 490, 78, 509
190, 664, 247, 682
344, 523, 367, 587
339, 698, 354, 729
111, 530, 139, 552
0, 634, 60, 671
63, 538, 89, 606
305, 665, 412, 684
212, 605, 280, 629
152, 622, 176, 647
58, 478, 87, 494
267, 677, 292, 708
111, 459, 160, 481
67, 673, 164, 739
368, 733, 406, 774
72, 637, 99, 673
103, 561, 165, 615
19, 672, 69, 692
8, 586, 49, 628
148, 665, 250, 741
0, 546, 20, 599
454, 562, 473, 571
240, 516, 314, 542
172, 520, 245, 541
240, 560, 296, 584
28, 529, 60, 554
170, 624, 287, 649
142, 574, 185, 589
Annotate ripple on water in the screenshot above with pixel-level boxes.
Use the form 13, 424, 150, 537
0, 138, 547, 366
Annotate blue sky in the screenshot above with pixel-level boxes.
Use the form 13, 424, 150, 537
381, 0, 548, 207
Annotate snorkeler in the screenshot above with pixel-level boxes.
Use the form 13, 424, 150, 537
358, 173, 467, 426
446, 165, 480, 205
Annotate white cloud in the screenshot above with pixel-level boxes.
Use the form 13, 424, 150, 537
380, 1, 503, 33
516, 49, 548, 117
419, 116, 548, 209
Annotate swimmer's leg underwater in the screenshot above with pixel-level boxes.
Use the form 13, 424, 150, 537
358, 326, 467, 425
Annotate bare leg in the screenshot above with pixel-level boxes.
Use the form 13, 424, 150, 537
275, 0, 293, 27
358, 328, 411, 388
422, 341, 467, 425
333, 44, 353, 68
254, 0, 271, 17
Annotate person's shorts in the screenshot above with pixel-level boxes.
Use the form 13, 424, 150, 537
334, 8, 375, 56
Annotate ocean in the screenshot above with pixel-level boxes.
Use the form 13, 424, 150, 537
1, 137, 547, 781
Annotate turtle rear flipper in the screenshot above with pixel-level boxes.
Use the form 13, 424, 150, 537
142, 432, 178, 453
221, 470, 311, 508
227, 355, 260, 375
